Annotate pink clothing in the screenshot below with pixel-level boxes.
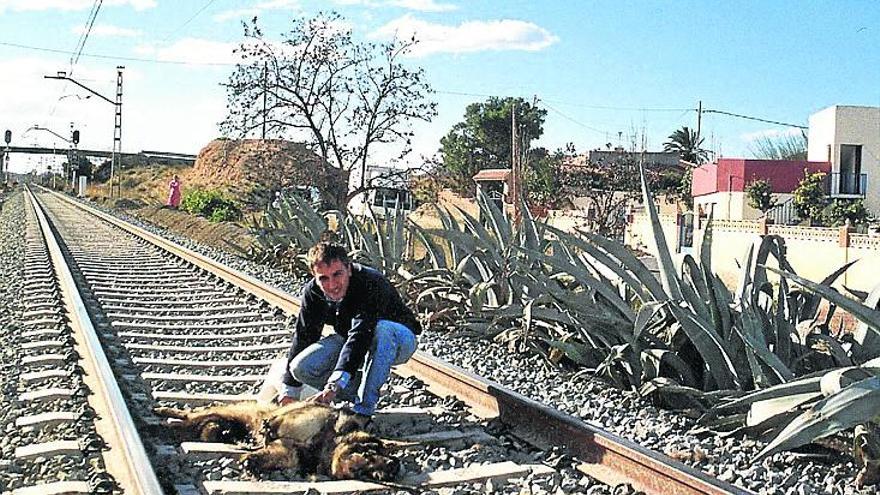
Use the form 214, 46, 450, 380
167, 179, 182, 208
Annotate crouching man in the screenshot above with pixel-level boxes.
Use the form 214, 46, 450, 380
259, 242, 420, 420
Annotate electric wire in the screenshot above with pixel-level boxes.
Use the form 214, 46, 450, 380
70, 0, 104, 74
541, 102, 609, 136
0, 41, 234, 66
161, 0, 219, 42
702, 109, 807, 129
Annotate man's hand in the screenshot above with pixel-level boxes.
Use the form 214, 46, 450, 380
307, 388, 337, 405
279, 396, 297, 406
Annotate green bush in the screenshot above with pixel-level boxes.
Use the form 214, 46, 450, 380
745, 178, 777, 214
181, 189, 241, 222
208, 203, 241, 222
793, 170, 828, 224
824, 199, 871, 227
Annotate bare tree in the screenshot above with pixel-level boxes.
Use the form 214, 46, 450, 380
559, 157, 640, 239
220, 12, 437, 207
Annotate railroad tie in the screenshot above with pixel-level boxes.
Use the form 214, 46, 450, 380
19, 387, 77, 402
21, 308, 63, 319
15, 440, 82, 460
21, 327, 66, 339
21, 353, 70, 367
15, 411, 79, 430
199, 462, 555, 494
22, 317, 64, 327
21, 339, 67, 351
10, 480, 92, 495
20, 369, 70, 383
175, 428, 496, 461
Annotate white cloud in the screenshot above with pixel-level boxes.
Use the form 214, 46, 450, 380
72, 23, 141, 38
0, 0, 155, 12
213, 0, 300, 22
741, 127, 802, 142
213, 8, 262, 23
334, 0, 456, 12
385, 0, 456, 12
152, 38, 240, 65
371, 15, 558, 56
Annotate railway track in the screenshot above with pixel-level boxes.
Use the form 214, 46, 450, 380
9, 186, 753, 495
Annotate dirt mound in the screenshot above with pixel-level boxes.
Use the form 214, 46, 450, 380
185, 139, 348, 208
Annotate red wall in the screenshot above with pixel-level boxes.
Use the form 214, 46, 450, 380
692, 158, 831, 197
691, 162, 718, 197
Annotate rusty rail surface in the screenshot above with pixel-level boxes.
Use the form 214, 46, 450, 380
42, 187, 754, 495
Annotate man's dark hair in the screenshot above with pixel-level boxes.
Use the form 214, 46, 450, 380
306, 242, 350, 270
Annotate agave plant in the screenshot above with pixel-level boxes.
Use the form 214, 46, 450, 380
243, 193, 336, 273
702, 273, 880, 481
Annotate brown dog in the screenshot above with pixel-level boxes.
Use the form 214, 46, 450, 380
154, 401, 399, 482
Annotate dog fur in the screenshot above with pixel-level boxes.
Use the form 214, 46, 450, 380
154, 401, 399, 482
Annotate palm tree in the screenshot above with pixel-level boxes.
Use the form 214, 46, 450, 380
664, 126, 709, 164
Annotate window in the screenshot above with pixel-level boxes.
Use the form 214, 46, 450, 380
839, 144, 862, 194
371, 187, 412, 210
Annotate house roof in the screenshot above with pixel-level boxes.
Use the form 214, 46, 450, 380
473, 168, 511, 181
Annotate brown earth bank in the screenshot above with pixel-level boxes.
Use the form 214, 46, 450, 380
125, 205, 254, 255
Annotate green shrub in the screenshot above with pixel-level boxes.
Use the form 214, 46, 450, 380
824, 199, 871, 227
181, 189, 241, 222
745, 178, 777, 214
793, 170, 828, 223
208, 203, 241, 222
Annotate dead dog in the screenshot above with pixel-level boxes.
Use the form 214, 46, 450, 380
154, 400, 400, 482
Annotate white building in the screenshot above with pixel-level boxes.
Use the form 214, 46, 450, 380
808, 105, 880, 212
348, 165, 414, 217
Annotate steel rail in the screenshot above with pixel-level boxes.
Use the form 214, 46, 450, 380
26, 187, 165, 495
39, 187, 754, 495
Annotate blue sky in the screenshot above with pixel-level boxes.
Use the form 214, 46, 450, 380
0, 0, 878, 174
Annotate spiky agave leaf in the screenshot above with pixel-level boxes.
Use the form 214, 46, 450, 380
665, 302, 741, 390
756, 376, 880, 460
763, 266, 880, 362
638, 158, 683, 300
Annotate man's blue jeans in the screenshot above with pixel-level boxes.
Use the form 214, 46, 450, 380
289, 320, 418, 416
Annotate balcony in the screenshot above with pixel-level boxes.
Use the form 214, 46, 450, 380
827, 172, 867, 197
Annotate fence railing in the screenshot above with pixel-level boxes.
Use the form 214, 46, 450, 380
828, 172, 867, 196
766, 198, 801, 226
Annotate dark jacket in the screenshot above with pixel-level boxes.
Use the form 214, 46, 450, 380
282, 264, 421, 386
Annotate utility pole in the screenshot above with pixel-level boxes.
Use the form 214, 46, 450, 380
68, 121, 75, 189
44, 66, 123, 197
3, 129, 10, 184
510, 101, 518, 220
696, 100, 702, 146
262, 63, 268, 139
112, 66, 123, 197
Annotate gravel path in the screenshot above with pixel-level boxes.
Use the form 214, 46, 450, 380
0, 190, 25, 493
45, 191, 879, 494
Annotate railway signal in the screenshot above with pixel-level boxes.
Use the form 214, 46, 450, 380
3, 129, 10, 183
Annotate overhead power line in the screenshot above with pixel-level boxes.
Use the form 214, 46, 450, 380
161, 0, 219, 42
436, 89, 694, 113
541, 102, 608, 136
0, 41, 235, 66
702, 109, 808, 129
70, 0, 104, 74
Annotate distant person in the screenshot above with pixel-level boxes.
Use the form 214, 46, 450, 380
258, 242, 420, 420
166, 175, 182, 208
